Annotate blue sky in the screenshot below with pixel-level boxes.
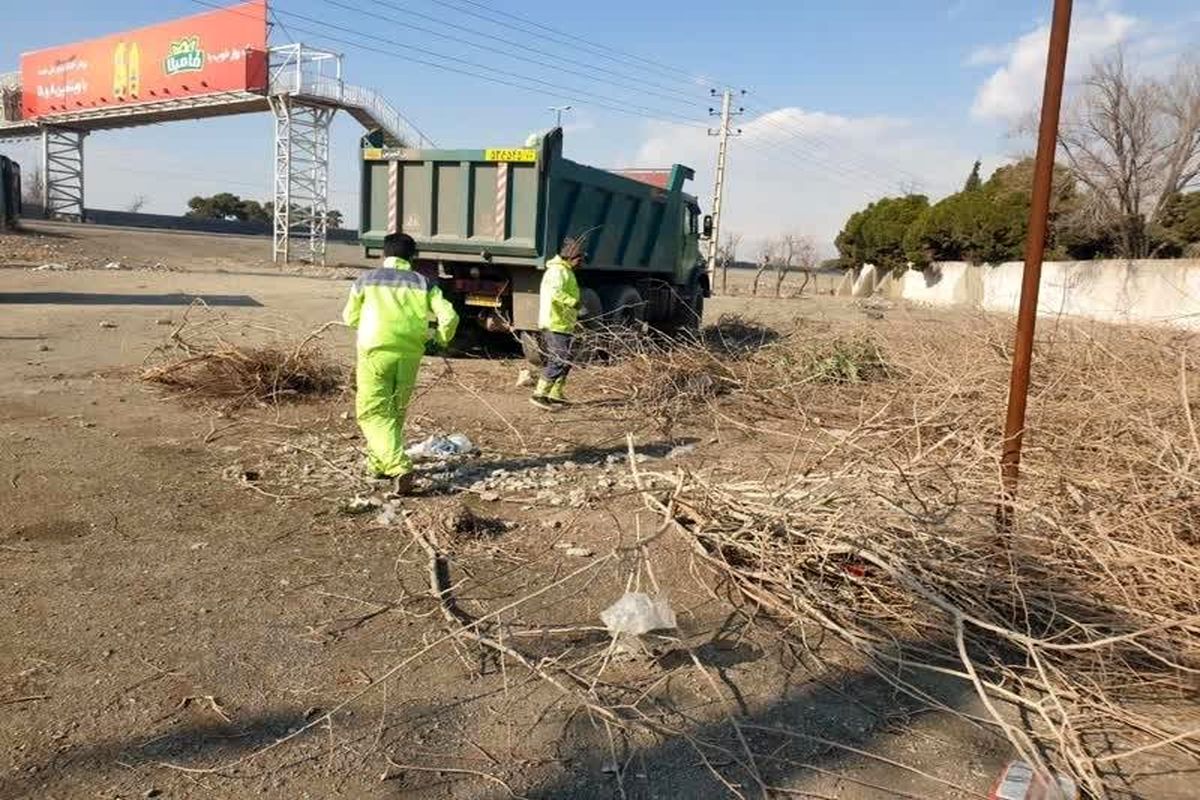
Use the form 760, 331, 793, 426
3, 0, 1198, 252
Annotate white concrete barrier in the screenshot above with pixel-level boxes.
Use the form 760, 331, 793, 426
851, 263, 879, 297
899, 262, 982, 307
894, 259, 1200, 330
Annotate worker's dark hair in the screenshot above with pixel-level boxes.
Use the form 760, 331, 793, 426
383, 232, 418, 260
560, 236, 585, 261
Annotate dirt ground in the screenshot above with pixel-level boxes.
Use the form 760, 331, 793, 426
0, 222, 1189, 799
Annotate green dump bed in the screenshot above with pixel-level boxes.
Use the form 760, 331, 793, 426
359, 128, 697, 275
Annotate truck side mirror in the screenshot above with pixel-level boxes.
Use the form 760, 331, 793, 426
702, 215, 713, 239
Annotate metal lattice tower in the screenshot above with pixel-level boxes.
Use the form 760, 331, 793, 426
268, 44, 341, 265
270, 95, 334, 264
42, 127, 86, 221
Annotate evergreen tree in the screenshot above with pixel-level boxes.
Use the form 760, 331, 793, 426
963, 160, 982, 192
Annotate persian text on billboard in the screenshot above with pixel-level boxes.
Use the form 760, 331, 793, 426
19, 0, 267, 119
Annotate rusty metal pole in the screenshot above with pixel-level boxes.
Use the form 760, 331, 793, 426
1000, 0, 1073, 509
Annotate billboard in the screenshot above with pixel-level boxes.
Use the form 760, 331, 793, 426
19, 0, 268, 119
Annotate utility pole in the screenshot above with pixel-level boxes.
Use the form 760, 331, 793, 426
706, 89, 743, 277
549, 105, 573, 127
999, 0, 1073, 518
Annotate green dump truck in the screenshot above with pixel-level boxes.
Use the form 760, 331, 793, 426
358, 128, 710, 359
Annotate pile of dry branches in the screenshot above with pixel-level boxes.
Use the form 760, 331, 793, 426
602, 314, 892, 438
624, 315, 1200, 796
141, 311, 344, 410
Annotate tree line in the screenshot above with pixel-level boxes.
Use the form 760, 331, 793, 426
836, 53, 1200, 269
186, 192, 344, 229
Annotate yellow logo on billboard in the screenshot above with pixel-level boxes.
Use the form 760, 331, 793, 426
164, 36, 205, 76
112, 41, 141, 97
485, 148, 537, 163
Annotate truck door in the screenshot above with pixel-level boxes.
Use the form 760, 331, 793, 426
681, 204, 701, 276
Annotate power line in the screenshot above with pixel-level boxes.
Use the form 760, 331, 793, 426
743, 92, 950, 194
422, 0, 714, 88
244, 1, 907, 195
187, 0, 710, 130
349, 0, 703, 106
321, 0, 698, 109
268, 6, 296, 44
740, 105, 928, 195
190, 1, 919, 206
268, 5, 710, 126
276, 8, 904, 194
692, 91, 911, 197
742, 104, 916, 189
355, 1, 931, 194
735, 135, 900, 198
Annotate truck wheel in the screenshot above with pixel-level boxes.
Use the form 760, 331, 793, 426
686, 282, 705, 330
597, 284, 645, 327
519, 331, 544, 367
668, 271, 705, 333
579, 287, 604, 325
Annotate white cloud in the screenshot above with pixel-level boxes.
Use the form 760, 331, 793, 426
966, 42, 1015, 67
631, 107, 987, 256
970, 11, 1136, 122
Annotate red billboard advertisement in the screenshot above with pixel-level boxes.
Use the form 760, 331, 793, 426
19, 1, 268, 119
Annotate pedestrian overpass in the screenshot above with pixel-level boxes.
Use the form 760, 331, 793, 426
0, 44, 425, 263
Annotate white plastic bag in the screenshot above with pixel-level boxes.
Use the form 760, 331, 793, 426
600, 592, 677, 636
405, 433, 475, 460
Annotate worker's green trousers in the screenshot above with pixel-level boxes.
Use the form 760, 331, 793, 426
355, 349, 422, 478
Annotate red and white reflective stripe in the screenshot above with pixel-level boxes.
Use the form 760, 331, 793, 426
387, 161, 399, 234
494, 162, 509, 239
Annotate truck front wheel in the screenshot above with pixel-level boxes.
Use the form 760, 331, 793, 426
669, 270, 705, 333
597, 284, 646, 328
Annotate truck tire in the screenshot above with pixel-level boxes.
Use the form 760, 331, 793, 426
685, 276, 705, 330
597, 284, 645, 327
579, 287, 604, 325
668, 270, 705, 333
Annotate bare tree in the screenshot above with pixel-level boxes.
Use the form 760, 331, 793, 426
775, 234, 817, 297
1152, 59, 1200, 219
1057, 52, 1200, 257
752, 240, 775, 296
717, 232, 742, 295
125, 194, 148, 213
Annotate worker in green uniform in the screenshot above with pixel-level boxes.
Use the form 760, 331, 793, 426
343, 233, 458, 493
530, 237, 583, 409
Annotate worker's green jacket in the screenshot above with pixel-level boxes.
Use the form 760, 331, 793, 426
538, 255, 581, 333
342, 256, 459, 353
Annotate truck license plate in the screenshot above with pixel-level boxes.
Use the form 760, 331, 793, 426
484, 148, 537, 162
465, 293, 501, 308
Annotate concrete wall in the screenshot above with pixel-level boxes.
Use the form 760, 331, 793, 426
891, 259, 1200, 330
22, 205, 359, 242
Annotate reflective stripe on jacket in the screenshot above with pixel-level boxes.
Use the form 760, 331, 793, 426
538, 255, 581, 333
342, 257, 459, 353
